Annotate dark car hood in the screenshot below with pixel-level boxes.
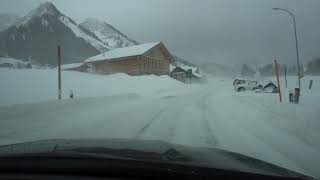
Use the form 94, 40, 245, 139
0, 138, 312, 179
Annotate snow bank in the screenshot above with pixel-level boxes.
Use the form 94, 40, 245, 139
256, 75, 320, 105
0, 68, 186, 106
201, 78, 320, 178
0, 70, 319, 178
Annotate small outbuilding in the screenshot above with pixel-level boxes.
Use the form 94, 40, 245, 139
170, 64, 202, 82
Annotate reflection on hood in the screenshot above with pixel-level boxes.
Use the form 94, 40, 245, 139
0, 138, 310, 179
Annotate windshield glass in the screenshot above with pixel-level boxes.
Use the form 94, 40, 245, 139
0, 0, 319, 179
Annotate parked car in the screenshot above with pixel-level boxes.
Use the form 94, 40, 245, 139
233, 79, 245, 86
233, 78, 278, 93
256, 81, 278, 93
234, 80, 263, 92
233, 79, 239, 85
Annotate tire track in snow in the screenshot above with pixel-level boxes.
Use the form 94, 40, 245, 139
205, 87, 311, 176
134, 88, 219, 146
237, 97, 320, 151
196, 90, 219, 147
134, 108, 167, 139
230, 94, 317, 177
133, 94, 185, 141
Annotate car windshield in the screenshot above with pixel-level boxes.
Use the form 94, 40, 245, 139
0, 0, 319, 179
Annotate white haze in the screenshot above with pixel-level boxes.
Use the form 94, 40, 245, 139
1, 0, 320, 65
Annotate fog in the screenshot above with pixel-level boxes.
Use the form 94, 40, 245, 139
1, 0, 320, 65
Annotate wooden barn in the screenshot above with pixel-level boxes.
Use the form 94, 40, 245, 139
81, 42, 172, 75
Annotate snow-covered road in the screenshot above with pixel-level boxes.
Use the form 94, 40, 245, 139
0, 71, 320, 178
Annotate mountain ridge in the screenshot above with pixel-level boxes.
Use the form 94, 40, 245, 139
0, 13, 19, 31
80, 18, 138, 49
0, 2, 138, 65
0, 1, 197, 70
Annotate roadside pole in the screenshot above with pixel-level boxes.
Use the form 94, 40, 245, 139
187, 69, 192, 84
309, 80, 313, 90
274, 58, 282, 103
284, 64, 288, 88
57, 45, 61, 100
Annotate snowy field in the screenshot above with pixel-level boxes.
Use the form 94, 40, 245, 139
0, 68, 190, 106
0, 68, 320, 178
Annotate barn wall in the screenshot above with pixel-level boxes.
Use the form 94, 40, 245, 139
83, 43, 171, 76
67, 64, 90, 72
90, 56, 141, 75
142, 43, 171, 75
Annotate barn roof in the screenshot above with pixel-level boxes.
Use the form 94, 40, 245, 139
60, 63, 84, 70
85, 42, 161, 63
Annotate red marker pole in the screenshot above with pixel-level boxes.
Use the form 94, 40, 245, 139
274, 58, 282, 103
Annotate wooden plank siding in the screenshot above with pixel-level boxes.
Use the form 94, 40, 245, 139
88, 56, 141, 75
140, 55, 169, 75
143, 43, 171, 75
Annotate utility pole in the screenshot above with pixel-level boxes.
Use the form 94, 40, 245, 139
57, 45, 61, 100
272, 8, 301, 90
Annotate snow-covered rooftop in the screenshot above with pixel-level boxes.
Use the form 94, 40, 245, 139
169, 64, 203, 78
60, 63, 84, 70
85, 42, 160, 63
179, 64, 202, 78
169, 64, 176, 72
0, 57, 24, 64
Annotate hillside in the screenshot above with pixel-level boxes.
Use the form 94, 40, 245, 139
0, 2, 137, 66
0, 13, 19, 31
80, 18, 138, 49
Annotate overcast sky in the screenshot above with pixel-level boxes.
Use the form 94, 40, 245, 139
1, 0, 320, 65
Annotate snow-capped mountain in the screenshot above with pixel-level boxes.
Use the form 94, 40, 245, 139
80, 18, 138, 49
15, 2, 108, 52
0, 13, 19, 32
0, 2, 195, 68
0, 2, 114, 65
